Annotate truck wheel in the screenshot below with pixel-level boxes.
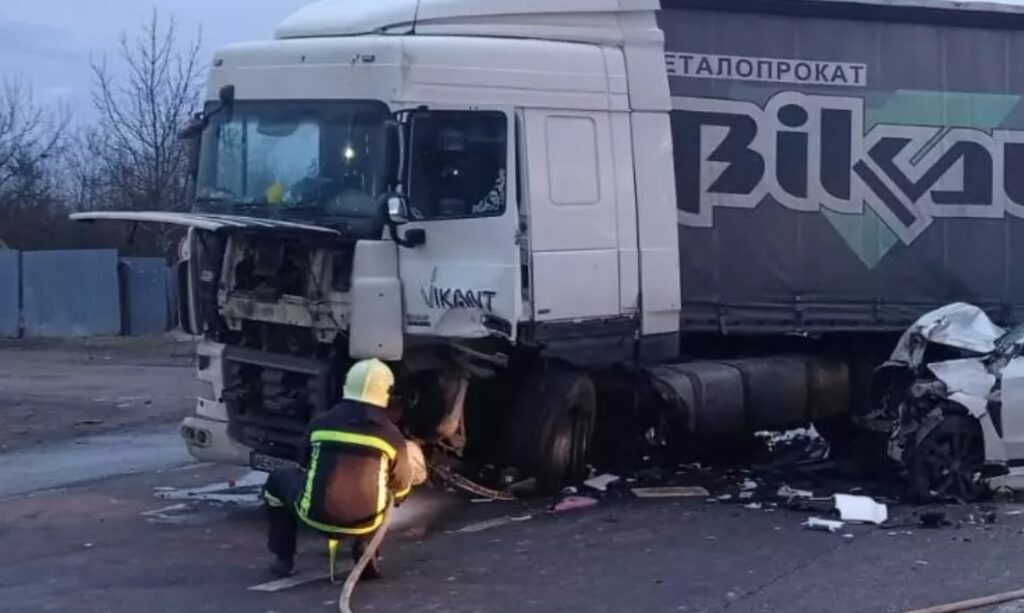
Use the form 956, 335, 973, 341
907, 415, 986, 502
509, 367, 597, 493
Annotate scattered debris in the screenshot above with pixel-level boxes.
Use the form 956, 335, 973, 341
834, 494, 889, 525
430, 463, 516, 501
744, 503, 763, 510
919, 511, 951, 529
553, 496, 599, 512
803, 517, 844, 533
843, 533, 855, 540
631, 486, 710, 499
141, 503, 193, 525
584, 474, 621, 492
450, 515, 533, 534
777, 485, 814, 500
75, 419, 104, 426
156, 474, 263, 506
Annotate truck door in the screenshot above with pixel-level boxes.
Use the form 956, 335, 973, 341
521, 109, 627, 322
397, 109, 522, 339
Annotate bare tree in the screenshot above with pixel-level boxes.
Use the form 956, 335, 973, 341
90, 11, 203, 220
0, 77, 73, 249
0, 77, 69, 201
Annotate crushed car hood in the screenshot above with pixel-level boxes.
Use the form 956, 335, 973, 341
926, 358, 997, 401
891, 302, 1005, 365
70, 211, 342, 236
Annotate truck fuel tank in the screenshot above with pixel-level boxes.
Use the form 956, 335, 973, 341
647, 356, 849, 436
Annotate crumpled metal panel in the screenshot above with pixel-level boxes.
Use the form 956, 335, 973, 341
891, 303, 1005, 364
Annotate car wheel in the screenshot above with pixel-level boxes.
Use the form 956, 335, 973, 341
907, 414, 986, 502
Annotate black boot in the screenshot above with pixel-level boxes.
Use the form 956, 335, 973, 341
269, 556, 295, 578
352, 540, 383, 581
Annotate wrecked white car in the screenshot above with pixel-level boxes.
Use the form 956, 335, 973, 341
870, 303, 1024, 501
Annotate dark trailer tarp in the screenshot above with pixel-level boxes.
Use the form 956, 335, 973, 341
660, 0, 1024, 332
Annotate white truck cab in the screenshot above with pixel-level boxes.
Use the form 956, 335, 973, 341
95, 0, 683, 487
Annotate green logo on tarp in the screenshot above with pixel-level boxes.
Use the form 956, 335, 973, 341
824, 91, 1021, 268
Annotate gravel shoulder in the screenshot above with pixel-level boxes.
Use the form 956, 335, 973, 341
0, 336, 197, 453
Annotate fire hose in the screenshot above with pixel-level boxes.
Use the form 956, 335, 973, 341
338, 499, 393, 613
339, 463, 510, 612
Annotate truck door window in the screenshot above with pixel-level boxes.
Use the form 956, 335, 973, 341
407, 111, 508, 221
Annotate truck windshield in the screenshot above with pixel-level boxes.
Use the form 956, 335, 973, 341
195, 100, 390, 228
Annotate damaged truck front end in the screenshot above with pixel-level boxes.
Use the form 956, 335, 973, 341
871, 303, 1013, 500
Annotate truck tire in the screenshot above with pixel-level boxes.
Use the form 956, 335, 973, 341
508, 367, 597, 493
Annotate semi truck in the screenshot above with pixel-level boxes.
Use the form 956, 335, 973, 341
75, 0, 1024, 495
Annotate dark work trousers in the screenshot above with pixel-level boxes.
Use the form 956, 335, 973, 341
262, 467, 305, 560
262, 467, 379, 565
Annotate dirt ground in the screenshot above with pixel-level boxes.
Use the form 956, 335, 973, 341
0, 336, 197, 452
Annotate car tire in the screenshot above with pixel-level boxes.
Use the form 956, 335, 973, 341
906, 414, 987, 502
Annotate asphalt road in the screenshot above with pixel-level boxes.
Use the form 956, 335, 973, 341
3, 441, 1024, 613
4, 339, 1024, 613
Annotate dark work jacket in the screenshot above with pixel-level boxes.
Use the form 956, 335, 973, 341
296, 399, 413, 536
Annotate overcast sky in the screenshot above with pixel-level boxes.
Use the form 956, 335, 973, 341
6, 0, 1024, 119
0, 0, 317, 118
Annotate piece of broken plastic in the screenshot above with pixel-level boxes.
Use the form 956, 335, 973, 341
803, 517, 845, 533
632, 486, 710, 499
777, 485, 814, 500
553, 496, 599, 512
834, 494, 889, 525
583, 474, 621, 492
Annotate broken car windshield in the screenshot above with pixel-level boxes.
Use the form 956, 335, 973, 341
195, 100, 390, 224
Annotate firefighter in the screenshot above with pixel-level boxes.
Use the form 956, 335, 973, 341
261, 358, 420, 578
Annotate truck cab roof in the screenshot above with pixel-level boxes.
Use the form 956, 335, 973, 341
276, 0, 1024, 44
276, 0, 662, 45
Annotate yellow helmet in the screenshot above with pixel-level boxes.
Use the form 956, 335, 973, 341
343, 359, 394, 409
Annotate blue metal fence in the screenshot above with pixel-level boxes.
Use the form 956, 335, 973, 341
2, 249, 175, 338
0, 250, 19, 338
121, 257, 171, 336
22, 250, 123, 338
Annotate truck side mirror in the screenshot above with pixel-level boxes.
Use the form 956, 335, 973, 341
178, 114, 206, 141
387, 194, 410, 226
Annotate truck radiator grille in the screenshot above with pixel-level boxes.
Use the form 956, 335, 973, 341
221, 347, 331, 460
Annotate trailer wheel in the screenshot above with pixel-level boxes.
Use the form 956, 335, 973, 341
907, 414, 986, 502
508, 367, 597, 493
